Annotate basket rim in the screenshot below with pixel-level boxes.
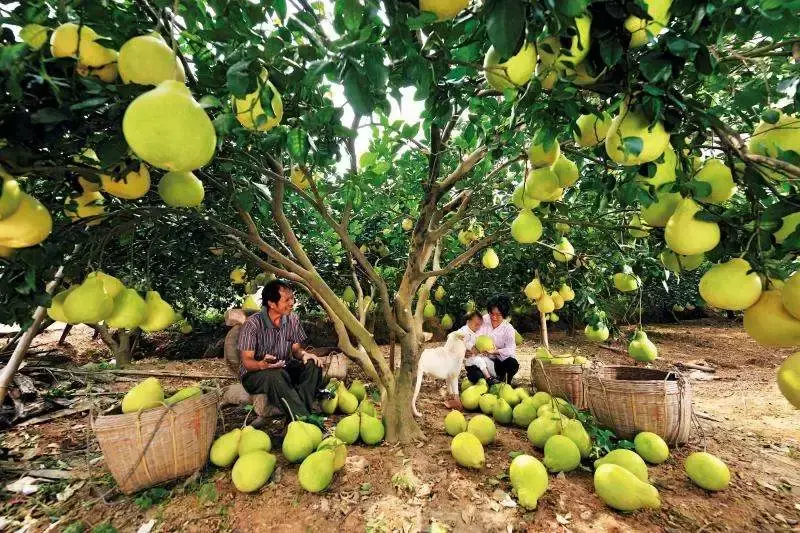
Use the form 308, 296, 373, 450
583, 364, 683, 381
92, 390, 220, 429
531, 362, 585, 372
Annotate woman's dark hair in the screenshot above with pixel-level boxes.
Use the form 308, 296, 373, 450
486, 294, 511, 318
465, 311, 483, 322
262, 279, 293, 306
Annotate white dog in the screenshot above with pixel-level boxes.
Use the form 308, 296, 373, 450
411, 331, 467, 417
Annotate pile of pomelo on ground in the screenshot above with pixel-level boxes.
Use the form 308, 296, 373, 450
118, 372, 731, 507
452, 377, 731, 511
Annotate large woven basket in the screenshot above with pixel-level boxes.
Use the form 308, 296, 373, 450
531, 360, 587, 409
583, 366, 692, 445
93, 390, 219, 494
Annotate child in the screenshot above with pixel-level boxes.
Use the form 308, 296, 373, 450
459, 311, 499, 385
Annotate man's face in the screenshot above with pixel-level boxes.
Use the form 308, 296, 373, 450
268, 287, 295, 316
467, 315, 482, 332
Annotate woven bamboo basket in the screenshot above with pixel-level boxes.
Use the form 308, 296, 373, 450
92, 390, 219, 494
325, 352, 349, 381
531, 360, 587, 409
583, 366, 692, 445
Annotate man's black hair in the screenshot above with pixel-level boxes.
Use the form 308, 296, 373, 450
465, 311, 483, 322
262, 279, 293, 307
486, 294, 511, 318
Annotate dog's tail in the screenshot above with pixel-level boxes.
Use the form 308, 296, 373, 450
411, 360, 425, 418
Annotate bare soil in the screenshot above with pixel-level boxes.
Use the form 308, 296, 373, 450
1, 319, 799, 532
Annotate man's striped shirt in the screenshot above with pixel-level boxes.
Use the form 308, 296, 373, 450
237, 311, 307, 378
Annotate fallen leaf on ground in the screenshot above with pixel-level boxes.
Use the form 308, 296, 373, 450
5, 476, 44, 495
136, 519, 156, 533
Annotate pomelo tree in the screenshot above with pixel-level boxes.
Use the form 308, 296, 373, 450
1, 0, 799, 437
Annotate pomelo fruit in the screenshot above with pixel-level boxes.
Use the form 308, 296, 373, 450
123, 80, 216, 172
118, 34, 185, 86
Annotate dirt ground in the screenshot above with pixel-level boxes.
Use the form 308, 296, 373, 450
1, 319, 799, 532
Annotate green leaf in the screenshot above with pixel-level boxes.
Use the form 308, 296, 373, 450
287, 128, 310, 163
273, 0, 287, 20
622, 136, 644, 157
694, 46, 715, 75
666, 38, 700, 60
226, 60, 257, 98
343, 65, 373, 116
556, 0, 588, 17
485, 0, 525, 58
359, 151, 377, 168
70, 98, 108, 111
95, 136, 129, 166
235, 190, 255, 213
406, 12, 438, 30
688, 180, 712, 198
342, 0, 363, 32
639, 53, 673, 83
599, 38, 623, 67
263, 37, 284, 58
30, 108, 70, 124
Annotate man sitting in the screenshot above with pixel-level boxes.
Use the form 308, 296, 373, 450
238, 279, 331, 425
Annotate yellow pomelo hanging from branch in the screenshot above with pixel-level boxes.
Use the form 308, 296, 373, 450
624, 0, 673, 48
139, 291, 176, 332
528, 138, 561, 168
158, 171, 205, 207
64, 191, 106, 226
63, 277, 113, 324
552, 155, 579, 187
0, 178, 22, 219
574, 112, 612, 148
123, 80, 216, 172
747, 111, 800, 160
419, 0, 469, 21
484, 43, 537, 92
693, 159, 737, 205
106, 288, 148, 329
635, 145, 677, 189
49, 22, 116, 67
744, 290, 800, 347
524, 167, 562, 201
0, 193, 52, 248
605, 101, 670, 165
118, 34, 186, 86
102, 164, 151, 200
511, 209, 543, 244
482, 248, 499, 269
664, 198, 720, 256
232, 72, 284, 132
537, 15, 592, 70
699, 259, 762, 311
640, 191, 681, 227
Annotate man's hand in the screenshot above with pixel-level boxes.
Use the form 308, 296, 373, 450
302, 352, 324, 368
261, 356, 285, 370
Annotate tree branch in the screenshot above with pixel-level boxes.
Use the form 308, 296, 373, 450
433, 146, 489, 201
264, 155, 318, 270
421, 228, 508, 280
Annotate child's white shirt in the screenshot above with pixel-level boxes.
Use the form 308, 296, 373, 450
459, 325, 497, 377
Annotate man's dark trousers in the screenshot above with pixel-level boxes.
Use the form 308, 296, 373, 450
241, 359, 323, 418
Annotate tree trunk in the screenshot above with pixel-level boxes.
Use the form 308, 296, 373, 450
381, 338, 425, 443
114, 330, 133, 368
